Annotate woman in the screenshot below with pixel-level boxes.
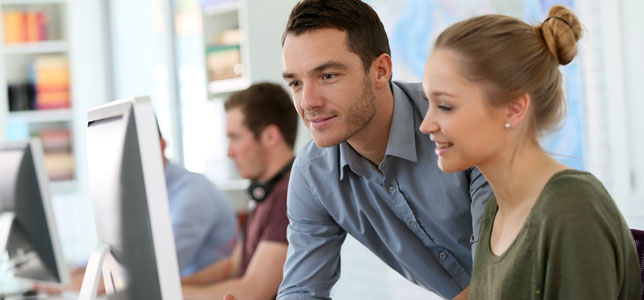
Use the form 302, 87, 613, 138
419, 5, 641, 299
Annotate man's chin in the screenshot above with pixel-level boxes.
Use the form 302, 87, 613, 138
311, 134, 344, 148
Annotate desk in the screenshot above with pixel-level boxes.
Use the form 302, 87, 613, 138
0, 292, 78, 300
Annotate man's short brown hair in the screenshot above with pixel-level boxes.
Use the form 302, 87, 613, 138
282, 0, 391, 72
224, 82, 298, 148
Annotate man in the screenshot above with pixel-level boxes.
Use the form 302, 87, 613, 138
160, 129, 238, 278
278, 1, 492, 299
182, 82, 298, 300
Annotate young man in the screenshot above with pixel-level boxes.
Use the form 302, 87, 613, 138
278, 1, 492, 299
159, 131, 238, 278
182, 82, 298, 300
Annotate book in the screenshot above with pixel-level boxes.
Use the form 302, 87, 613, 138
3, 10, 49, 43
32, 55, 71, 109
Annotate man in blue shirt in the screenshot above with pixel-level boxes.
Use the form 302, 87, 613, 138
160, 133, 238, 277
278, 0, 492, 299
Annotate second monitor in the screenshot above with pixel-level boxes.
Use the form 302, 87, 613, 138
81, 97, 182, 300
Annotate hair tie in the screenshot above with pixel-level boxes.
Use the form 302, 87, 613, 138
544, 16, 572, 29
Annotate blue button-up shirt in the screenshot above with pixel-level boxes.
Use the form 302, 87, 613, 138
165, 162, 237, 277
278, 82, 491, 300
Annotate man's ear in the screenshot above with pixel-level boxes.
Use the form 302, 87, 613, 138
371, 53, 392, 89
505, 93, 531, 128
260, 124, 282, 147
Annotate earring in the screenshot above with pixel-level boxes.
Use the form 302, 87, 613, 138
504, 123, 511, 129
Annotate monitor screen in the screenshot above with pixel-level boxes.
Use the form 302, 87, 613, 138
84, 97, 182, 299
0, 139, 69, 285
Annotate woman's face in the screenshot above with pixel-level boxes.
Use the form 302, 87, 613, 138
419, 49, 508, 173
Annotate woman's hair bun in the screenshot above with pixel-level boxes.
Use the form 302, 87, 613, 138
539, 5, 583, 65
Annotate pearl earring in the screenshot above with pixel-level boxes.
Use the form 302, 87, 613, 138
504, 123, 511, 129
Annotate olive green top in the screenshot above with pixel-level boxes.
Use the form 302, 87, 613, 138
468, 170, 642, 300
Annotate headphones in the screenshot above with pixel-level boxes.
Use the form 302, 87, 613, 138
246, 159, 294, 203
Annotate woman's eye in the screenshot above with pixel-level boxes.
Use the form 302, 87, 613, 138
437, 105, 452, 111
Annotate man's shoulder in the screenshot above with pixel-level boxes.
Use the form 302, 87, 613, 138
169, 163, 211, 187
392, 81, 428, 116
166, 162, 227, 201
392, 81, 423, 94
294, 140, 340, 172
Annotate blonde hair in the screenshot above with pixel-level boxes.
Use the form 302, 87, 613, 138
434, 5, 583, 134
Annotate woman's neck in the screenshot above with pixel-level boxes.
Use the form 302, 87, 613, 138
478, 142, 568, 214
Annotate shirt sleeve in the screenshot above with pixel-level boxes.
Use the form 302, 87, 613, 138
277, 159, 347, 300
258, 177, 289, 244
467, 166, 492, 257
167, 178, 217, 273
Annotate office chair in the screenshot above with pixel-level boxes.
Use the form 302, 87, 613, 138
632, 229, 644, 300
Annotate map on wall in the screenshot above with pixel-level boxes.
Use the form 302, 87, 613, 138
367, 0, 585, 170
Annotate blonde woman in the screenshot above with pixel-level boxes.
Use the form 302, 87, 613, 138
420, 5, 641, 299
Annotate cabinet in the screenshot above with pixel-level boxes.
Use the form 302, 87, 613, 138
0, 0, 75, 190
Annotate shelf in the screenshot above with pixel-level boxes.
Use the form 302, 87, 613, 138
8, 108, 72, 123
207, 77, 249, 95
50, 179, 76, 194
0, 0, 66, 5
3, 40, 68, 55
214, 178, 249, 191
203, 1, 239, 16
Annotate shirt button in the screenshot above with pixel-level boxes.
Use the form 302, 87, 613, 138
439, 252, 447, 259
388, 186, 396, 194
409, 221, 418, 228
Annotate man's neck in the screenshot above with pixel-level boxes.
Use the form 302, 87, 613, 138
347, 86, 395, 168
258, 148, 295, 182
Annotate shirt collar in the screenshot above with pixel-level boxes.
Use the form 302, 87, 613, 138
339, 82, 418, 180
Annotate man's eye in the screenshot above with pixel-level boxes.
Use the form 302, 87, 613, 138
322, 74, 337, 80
288, 81, 301, 88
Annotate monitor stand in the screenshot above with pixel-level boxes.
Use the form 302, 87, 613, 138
78, 243, 111, 300
0, 212, 15, 257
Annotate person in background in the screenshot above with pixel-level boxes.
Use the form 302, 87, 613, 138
182, 82, 298, 300
160, 126, 238, 278
419, 5, 641, 299
277, 0, 492, 299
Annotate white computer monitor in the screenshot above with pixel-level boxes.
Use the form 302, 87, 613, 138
0, 139, 70, 288
80, 97, 182, 300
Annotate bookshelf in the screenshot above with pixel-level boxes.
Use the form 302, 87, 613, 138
0, 0, 76, 185
202, 0, 248, 96
200, 0, 296, 98
184, 0, 299, 208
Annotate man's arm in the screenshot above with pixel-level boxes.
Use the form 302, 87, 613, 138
182, 243, 242, 286
467, 167, 492, 256
168, 183, 220, 272
277, 160, 347, 300
182, 241, 288, 300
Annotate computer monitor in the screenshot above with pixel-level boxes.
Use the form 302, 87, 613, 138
80, 97, 182, 300
0, 139, 69, 286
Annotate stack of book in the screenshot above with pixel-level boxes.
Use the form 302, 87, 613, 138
206, 28, 243, 81
31, 55, 71, 110
40, 128, 74, 181
7, 82, 35, 111
2, 10, 49, 43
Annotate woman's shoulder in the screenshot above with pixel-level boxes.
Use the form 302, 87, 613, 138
541, 169, 609, 203
537, 169, 622, 226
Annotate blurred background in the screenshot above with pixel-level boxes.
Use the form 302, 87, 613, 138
0, 0, 641, 299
